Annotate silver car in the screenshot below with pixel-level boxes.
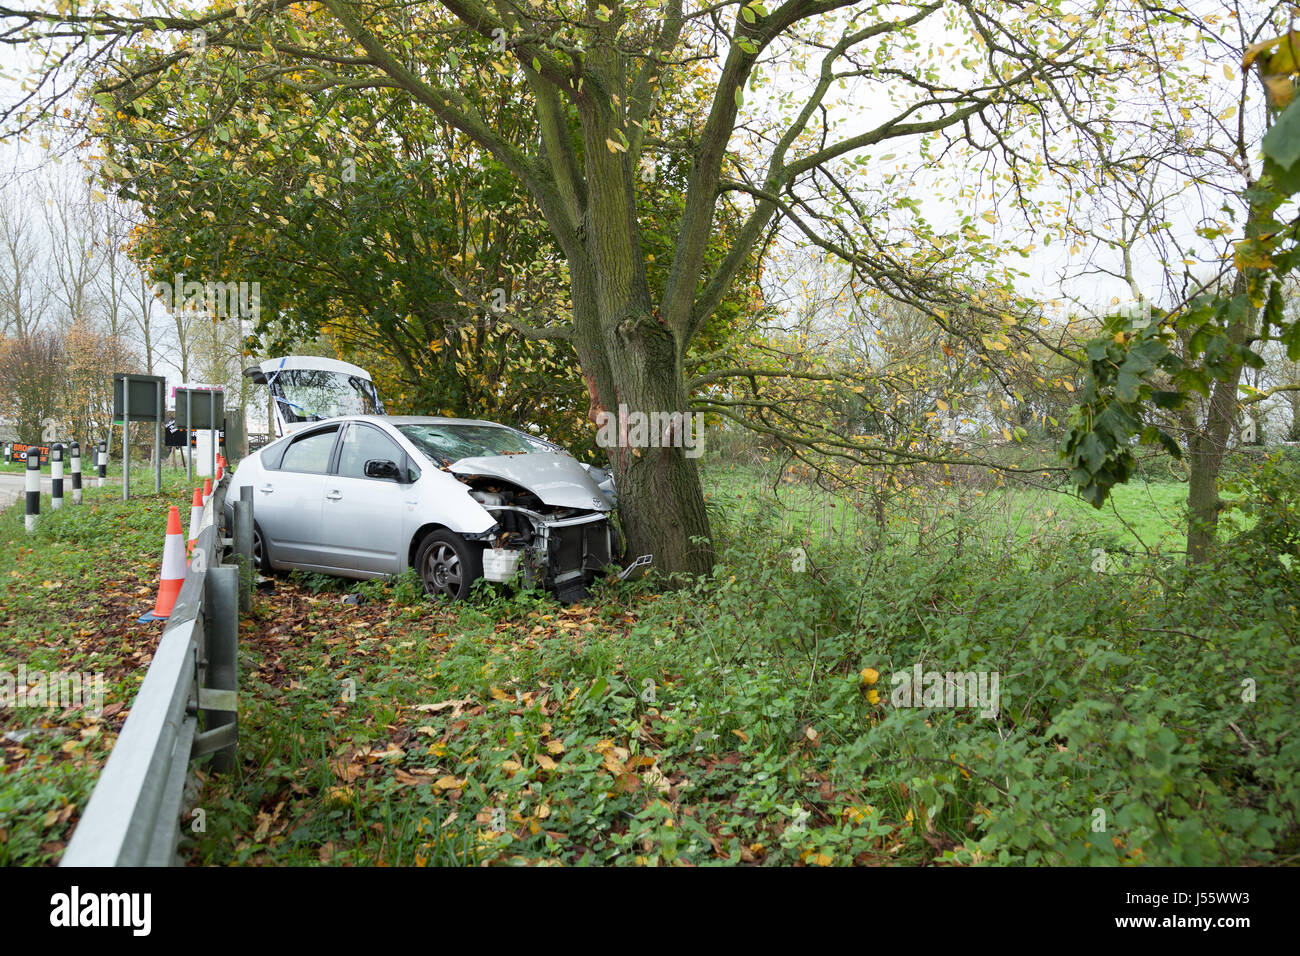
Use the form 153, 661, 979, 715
226, 415, 620, 602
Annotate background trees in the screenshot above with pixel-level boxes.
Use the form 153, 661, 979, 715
1061, 4, 1300, 562
0, 0, 1185, 574
2, 1, 1293, 568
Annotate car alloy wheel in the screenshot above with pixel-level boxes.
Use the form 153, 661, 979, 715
416, 530, 483, 600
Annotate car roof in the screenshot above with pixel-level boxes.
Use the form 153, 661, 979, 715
349, 415, 517, 429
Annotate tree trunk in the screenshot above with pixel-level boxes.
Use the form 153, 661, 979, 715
575, 282, 714, 577
1185, 276, 1253, 564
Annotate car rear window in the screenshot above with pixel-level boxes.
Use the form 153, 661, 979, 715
260, 436, 291, 470
279, 426, 339, 474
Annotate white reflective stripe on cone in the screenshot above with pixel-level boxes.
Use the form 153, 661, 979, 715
161, 529, 187, 580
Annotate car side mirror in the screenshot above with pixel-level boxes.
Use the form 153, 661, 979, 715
364, 458, 402, 481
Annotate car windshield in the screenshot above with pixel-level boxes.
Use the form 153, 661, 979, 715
271, 369, 381, 423
397, 423, 537, 466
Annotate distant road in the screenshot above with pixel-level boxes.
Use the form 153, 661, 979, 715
0, 472, 54, 514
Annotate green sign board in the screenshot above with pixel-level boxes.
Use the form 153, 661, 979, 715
112, 374, 167, 423
175, 388, 226, 430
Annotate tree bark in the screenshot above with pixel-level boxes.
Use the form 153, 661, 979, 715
1185, 274, 1254, 564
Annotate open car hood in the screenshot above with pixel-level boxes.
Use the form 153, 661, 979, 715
449, 453, 612, 512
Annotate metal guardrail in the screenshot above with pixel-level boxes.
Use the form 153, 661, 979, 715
60, 478, 254, 867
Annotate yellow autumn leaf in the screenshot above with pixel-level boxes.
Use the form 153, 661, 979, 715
844, 805, 875, 824
1243, 30, 1300, 74
1262, 74, 1295, 109
605, 137, 627, 153
1233, 239, 1273, 272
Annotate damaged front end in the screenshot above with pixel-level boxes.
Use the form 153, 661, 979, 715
451, 456, 619, 603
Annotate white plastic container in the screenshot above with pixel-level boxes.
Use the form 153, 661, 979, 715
192, 430, 219, 476
483, 548, 523, 582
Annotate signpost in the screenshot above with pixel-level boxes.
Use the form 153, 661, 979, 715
174, 385, 225, 480
113, 373, 166, 500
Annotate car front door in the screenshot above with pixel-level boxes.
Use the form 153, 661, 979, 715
316, 422, 411, 575
255, 424, 340, 568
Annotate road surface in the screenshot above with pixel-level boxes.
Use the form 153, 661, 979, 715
0, 471, 55, 514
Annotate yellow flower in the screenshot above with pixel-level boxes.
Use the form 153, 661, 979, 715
866, 689, 880, 705
859, 667, 880, 686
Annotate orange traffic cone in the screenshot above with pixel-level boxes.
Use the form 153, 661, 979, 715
202, 476, 213, 507
186, 487, 203, 554
139, 505, 187, 622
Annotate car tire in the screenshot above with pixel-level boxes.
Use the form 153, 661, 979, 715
416, 530, 483, 601
251, 522, 278, 575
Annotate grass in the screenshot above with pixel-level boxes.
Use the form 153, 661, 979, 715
701, 459, 1191, 556
0, 465, 214, 864
3, 456, 1296, 866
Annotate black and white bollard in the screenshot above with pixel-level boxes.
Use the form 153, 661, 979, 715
25, 450, 39, 533
3, 442, 10, 464
70, 441, 82, 505
97, 440, 107, 488
50, 443, 63, 510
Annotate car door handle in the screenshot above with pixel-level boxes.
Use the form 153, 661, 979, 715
326, 489, 342, 500
258, 483, 274, 494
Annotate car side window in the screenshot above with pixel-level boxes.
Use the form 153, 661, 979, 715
279, 426, 339, 475
337, 424, 405, 480
260, 437, 291, 470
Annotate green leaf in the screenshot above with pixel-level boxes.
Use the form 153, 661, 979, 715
1116, 369, 1140, 403
1262, 96, 1300, 170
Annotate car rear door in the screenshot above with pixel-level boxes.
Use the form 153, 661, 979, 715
315, 422, 411, 575
255, 424, 340, 568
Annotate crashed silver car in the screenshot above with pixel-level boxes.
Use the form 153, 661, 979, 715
228, 415, 620, 602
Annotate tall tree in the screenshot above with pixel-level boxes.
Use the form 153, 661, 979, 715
1061, 4, 1300, 562
1, 0, 1166, 574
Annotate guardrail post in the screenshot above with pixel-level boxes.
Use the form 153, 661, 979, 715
203, 565, 239, 773
234, 485, 253, 613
